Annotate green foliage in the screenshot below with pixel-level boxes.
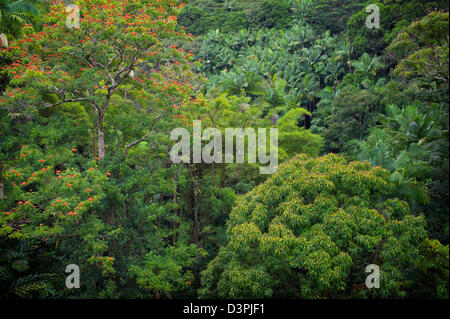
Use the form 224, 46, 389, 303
321, 84, 381, 154
0, 0, 448, 300
297, 0, 366, 34
178, 0, 293, 35
200, 154, 441, 298
277, 108, 323, 159
350, 12, 449, 243
0, 0, 210, 298
346, 0, 449, 57
129, 244, 205, 298
385, 11, 449, 103
411, 239, 449, 298
197, 20, 347, 121
257, 0, 292, 30
0, 0, 39, 37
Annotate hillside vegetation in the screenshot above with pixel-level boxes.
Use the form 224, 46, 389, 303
0, 0, 448, 299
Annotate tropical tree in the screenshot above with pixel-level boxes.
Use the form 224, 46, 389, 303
321, 84, 380, 153
0, 0, 207, 298
200, 153, 442, 298
262, 74, 289, 114
310, 86, 340, 134
214, 64, 267, 99
1, 0, 197, 160
346, 0, 449, 57
350, 52, 384, 83
350, 102, 448, 220
276, 108, 323, 160
385, 11, 449, 104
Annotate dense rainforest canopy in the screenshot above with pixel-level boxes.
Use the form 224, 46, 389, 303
0, 0, 448, 299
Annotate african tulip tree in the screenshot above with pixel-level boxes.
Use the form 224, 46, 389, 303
0, 0, 210, 298
0, 0, 197, 160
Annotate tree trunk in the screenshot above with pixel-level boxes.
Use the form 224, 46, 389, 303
189, 167, 199, 246
92, 120, 97, 158
193, 192, 199, 247
97, 112, 105, 159
172, 170, 178, 245
0, 162, 4, 199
